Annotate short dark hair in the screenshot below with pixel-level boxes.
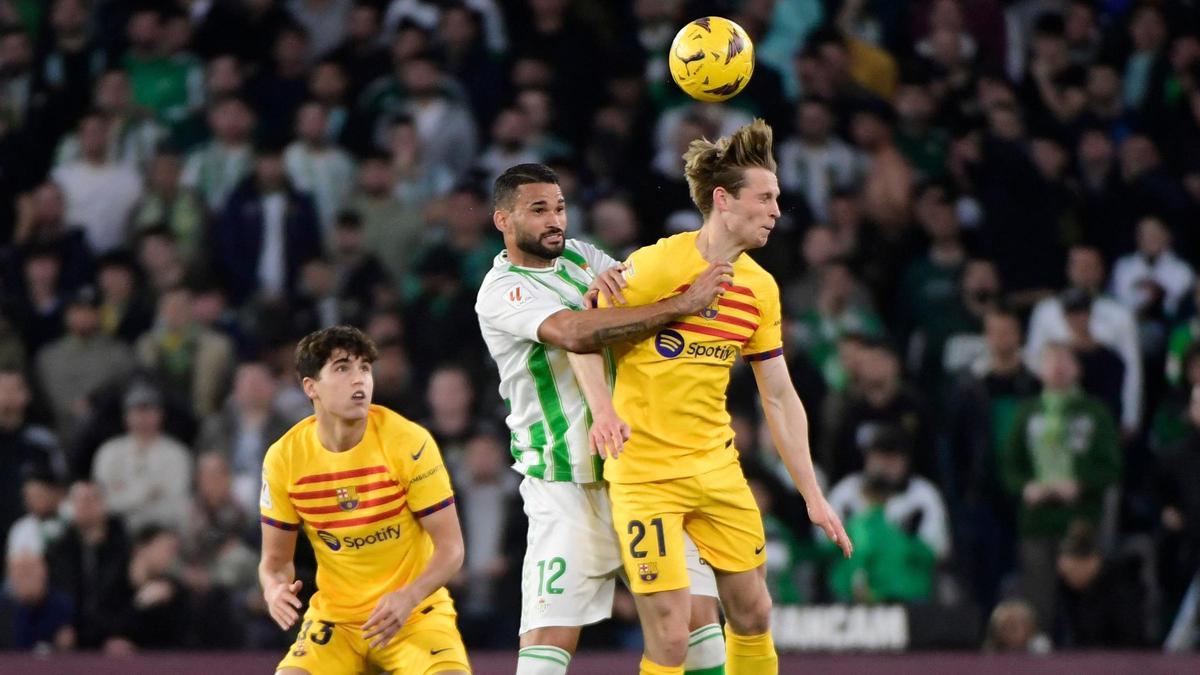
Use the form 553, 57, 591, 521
492, 163, 559, 211
295, 325, 379, 381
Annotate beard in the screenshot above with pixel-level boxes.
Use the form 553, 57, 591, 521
516, 228, 565, 261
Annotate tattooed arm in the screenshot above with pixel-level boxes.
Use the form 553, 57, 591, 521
537, 262, 732, 352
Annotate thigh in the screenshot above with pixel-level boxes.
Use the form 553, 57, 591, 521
276, 614, 366, 675
609, 478, 695, 594
373, 606, 471, 675
686, 464, 766, 574
519, 478, 621, 634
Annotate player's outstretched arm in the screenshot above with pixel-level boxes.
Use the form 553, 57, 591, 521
362, 504, 465, 648
567, 351, 630, 458
538, 261, 733, 352
750, 356, 854, 558
259, 524, 303, 630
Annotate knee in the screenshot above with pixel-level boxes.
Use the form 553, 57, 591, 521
519, 627, 579, 654
727, 588, 772, 635
645, 620, 691, 662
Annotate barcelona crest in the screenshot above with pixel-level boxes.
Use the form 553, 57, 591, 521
699, 302, 718, 320
638, 562, 658, 583
336, 486, 359, 511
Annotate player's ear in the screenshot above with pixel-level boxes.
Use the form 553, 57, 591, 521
712, 187, 727, 212
493, 208, 508, 234
301, 376, 318, 401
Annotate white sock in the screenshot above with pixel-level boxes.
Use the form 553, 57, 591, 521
517, 645, 572, 674
685, 623, 726, 673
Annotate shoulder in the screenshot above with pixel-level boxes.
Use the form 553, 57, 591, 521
268, 416, 317, 460
369, 405, 431, 444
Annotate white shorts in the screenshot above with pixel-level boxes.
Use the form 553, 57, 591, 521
518, 476, 717, 634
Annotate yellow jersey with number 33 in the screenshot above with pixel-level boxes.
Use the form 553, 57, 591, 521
600, 231, 784, 484
260, 405, 457, 624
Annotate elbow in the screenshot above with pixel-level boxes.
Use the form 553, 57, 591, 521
444, 539, 465, 575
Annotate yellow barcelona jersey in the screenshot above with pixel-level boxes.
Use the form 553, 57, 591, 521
602, 231, 783, 484
260, 405, 457, 624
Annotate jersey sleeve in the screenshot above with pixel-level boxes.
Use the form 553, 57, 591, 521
572, 239, 620, 274
743, 275, 784, 361
402, 428, 456, 519
260, 442, 301, 530
477, 273, 571, 343
599, 243, 670, 308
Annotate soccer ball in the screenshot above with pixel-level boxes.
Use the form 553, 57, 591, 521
668, 16, 755, 102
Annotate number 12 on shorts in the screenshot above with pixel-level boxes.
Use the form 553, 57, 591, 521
627, 518, 666, 558
536, 557, 566, 595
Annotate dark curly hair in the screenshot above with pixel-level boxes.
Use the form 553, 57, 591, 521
295, 325, 379, 381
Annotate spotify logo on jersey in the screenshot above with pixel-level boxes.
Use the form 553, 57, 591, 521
654, 329, 685, 358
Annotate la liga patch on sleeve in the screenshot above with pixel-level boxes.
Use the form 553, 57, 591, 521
506, 283, 534, 308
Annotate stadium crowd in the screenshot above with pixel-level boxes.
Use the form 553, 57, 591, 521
0, 0, 1199, 657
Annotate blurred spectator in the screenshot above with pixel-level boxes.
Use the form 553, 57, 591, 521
91, 384, 192, 534
284, 101, 356, 237
440, 3, 507, 128
0, 367, 64, 554
1158, 383, 1200, 614
822, 342, 933, 482
983, 598, 1052, 653
783, 224, 874, 319
422, 364, 479, 466
7, 181, 94, 293
47, 481, 133, 651
850, 105, 914, 233
828, 424, 951, 561
825, 427, 945, 603
893, 75, 948, 182
248, 23, 312, 144
181, 452, 256, 649
326, 2, 390, 102
344, 148, 423, 286
125, 526, 190, 649
214, 143, 323, 305
121, 6, 203, 131
1111, 216, 1196, 319
778, 98, 859, 223
388, 114, 455, 209
49, 112, 143, 254
307, 60, 353, 146
587, 194, 640, 261
129, 149, 206, 265
94, 252, 155, 345
899, 181, 966, 354
1027, 245, 1142, 434
451, 433, 522, 648
287, 0, 353, 61
134, 227, 187, 296
944, 306, 1039, 607
9, 246, 67, 353
416, 183, 499, 289
38, 0, 108, 124
793, 258, 885, 392
937, 259, 1003, 378
1055, 521, 1147, 648
36, 286, 136, 440
1152, 346, 1200, 454
326, 211, 391, 310
53, 70, 162, 172
5, 467, 66, 559
1061, 290, 1126, 426
371, 335, 418, 417
475, 105, 541, 187
1122, 3, 1170, 116
134, 285, 234, 419
196, 362, 291, 513
170, 54, 245, 149
1002, 342, 1121, 629
0, 553, 73, 651
370, 50, 477, 176
181, 97, 255, 213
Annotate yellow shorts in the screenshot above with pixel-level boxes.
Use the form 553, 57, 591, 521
609, 462, 765, 594
276, 602, 470, 674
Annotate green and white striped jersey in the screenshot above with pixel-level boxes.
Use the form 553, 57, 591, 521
476, 239, 619, 483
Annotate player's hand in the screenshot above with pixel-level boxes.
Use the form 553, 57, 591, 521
362, 588, 419, 649
676, 262, 734, 315
588, 408, 631, 459
809, 498, 853, 559
585, 263, 628, 308
265, 579, 304, 630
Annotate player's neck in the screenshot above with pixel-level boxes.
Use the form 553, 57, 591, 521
314, 407, 368, 452
696, 219, 744, 263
